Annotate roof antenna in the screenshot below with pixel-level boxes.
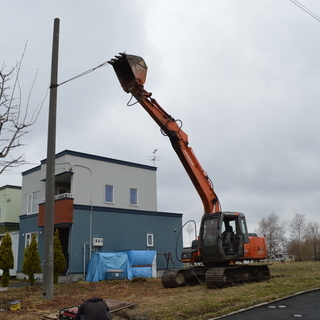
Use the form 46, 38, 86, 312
146, 149, 164, 166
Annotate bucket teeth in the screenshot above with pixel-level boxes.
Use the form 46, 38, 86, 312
108, 53, 127, 65
107, 58, 118, 65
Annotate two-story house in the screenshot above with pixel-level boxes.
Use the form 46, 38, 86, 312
17, 150, 183, 281
0, 185, 21, 275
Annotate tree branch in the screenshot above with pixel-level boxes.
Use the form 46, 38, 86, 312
0, 44, 46, 174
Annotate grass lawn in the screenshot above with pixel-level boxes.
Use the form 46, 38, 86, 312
0, 261, 319, 320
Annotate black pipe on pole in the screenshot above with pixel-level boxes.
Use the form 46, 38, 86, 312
43, 18, 60, 300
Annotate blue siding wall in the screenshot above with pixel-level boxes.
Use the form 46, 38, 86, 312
17, 206, 183, 276
70, 205, 183, 274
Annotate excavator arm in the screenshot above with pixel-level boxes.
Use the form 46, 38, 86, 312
108, 53, 221, 214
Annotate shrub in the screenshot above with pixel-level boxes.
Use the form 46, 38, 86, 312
54, 229, 66, 284
22, 234, 42, 285
0, 232, 14, 287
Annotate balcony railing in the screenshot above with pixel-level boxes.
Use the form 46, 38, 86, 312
41, 193, 73, 203
54, 193, 73, 200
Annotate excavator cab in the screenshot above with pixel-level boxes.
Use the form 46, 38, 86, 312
199, 212, 247, 263
108, 53, 147, 93
181, 212, 248, 264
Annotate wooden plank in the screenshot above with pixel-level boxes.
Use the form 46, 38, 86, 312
41, 313, 58, 320
105, 299, 136, 312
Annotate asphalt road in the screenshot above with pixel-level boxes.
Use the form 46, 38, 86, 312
211, 288, 320, 320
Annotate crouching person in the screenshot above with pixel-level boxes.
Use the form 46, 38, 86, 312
74, 297, 111, 320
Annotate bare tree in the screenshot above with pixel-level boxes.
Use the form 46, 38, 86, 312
256, 212, 286, 260
287, 213, 307, 260
185, 222, 195, 245
304, 221, 320, 261
289, 213, 306, 242
0, 45, 45, 174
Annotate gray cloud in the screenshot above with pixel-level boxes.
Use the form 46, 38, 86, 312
2, 1, 320, 242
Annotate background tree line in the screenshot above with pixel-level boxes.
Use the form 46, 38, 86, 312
256, 212, 320, 261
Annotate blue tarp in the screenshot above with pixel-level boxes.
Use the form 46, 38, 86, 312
86, 250, 157, 282
124, 250, 157, 278
86, 252, 132, 282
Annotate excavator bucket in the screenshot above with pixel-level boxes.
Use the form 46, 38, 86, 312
108, 53, 148, 93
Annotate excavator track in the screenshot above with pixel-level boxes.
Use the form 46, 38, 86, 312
162, 269, 187, 288
162, 264, 270, 288
205, 267, 228, 288
161, 267, 205, 288
206, 264, 270, 288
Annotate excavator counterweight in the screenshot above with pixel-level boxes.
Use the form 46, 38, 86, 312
108, 53, 147, 93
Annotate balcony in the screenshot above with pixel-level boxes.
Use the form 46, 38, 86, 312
54, 193, 72, 200
38, 194, 74, 227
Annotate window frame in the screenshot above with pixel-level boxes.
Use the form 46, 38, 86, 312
147, 233, 154, 247
104, 184, 114, 204
27, 191, 40, 214
129, 188, 138, 206
25, 232, 38, 248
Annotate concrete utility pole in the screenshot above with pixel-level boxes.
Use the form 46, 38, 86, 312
43, 18, 60, 300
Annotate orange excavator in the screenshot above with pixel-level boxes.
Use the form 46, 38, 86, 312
108, 53, 270, 288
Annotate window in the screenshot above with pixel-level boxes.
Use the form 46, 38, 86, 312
27, 191, 40, 214
129, 188, 138, 206
240, 217, 249, 243
0, 207, 2, 221
25, 232, 38, 247
147, 233, 154, 247
203, 217, 218, 247
105, 185, 114, 203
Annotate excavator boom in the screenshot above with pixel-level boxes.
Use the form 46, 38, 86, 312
109, 53, 221, 214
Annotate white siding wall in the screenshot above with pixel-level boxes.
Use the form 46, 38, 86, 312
39, 155, 71, 182
21, 151, 158, 212
65, 154, 157, 211
21, 168, 45, 215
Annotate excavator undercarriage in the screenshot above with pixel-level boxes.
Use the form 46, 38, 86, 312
162, 264, 270, 288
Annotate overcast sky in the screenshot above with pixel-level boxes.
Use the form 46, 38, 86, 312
2, 1, 320, 242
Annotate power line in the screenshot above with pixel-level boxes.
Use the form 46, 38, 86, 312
290, 0, 320, 22
53, 60, 110, 88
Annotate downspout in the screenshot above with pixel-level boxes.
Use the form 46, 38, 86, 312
83, 242, 86, 279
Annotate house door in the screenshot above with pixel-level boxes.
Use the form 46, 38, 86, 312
57, 227, 69, 274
